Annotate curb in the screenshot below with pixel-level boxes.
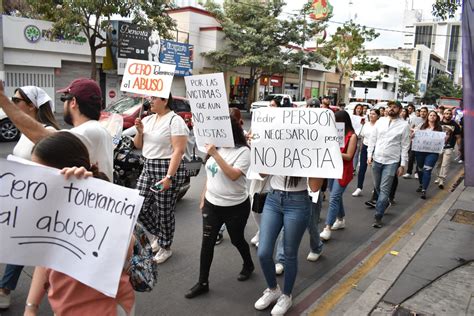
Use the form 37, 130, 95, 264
344, 180, 466, 316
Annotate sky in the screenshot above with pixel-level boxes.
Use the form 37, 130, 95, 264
282, 0, 438, 49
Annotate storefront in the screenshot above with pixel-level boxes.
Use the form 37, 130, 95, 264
1, 15, 105, 113
258, 75, 283, 98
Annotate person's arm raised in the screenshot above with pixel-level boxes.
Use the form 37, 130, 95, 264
0, 82, 54, 143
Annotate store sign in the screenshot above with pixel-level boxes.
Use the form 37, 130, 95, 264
160, 40, 193, 76
309, 0, 333, 21
22, 24, 87, 45
24, 25, 41, 43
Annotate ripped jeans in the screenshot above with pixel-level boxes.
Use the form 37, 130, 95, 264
415, 152, 439, 190
198, 198, 253, 283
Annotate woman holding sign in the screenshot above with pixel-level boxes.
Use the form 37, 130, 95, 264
320, 111, 358, 241
24, 132, 135, 316
0, 86, 59, 310
134, 93, 189, 264
413, 111, 443, 199
185, 115, 254, 299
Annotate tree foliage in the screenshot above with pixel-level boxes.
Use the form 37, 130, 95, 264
23, 0, 176, 79
320, 21, 379, 105
397, 67, 419, 100
432, 0, 461, 20
423, 74, 462, 103
203, 0, 326, 104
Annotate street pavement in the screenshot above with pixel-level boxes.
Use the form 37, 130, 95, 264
0, 111, 467, 315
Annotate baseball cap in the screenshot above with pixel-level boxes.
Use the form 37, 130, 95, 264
306, 98, 321, 108
57, 78, 102, 105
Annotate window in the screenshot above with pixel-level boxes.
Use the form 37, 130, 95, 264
447, 25, 460, 76
353, 81, 377, 88
414, 25, 433, 49
383, 82, 388, 90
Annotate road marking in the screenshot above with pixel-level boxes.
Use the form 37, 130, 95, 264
309, 170, 464, 316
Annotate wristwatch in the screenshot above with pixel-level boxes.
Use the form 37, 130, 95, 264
25, 302, 39, 310
165, 175, 173, 180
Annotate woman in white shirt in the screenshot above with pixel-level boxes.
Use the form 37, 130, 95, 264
352, 109, 380, 197
0, 86, 59, 310
134, 93, 189, 264
185, 115, 253, 299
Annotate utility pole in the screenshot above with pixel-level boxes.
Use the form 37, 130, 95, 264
297, 10, 306, 101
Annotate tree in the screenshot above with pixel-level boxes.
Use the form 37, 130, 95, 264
397, 67, 419, 100
432, 0, 461, 20
25, 0, 176, 79
320, 21, 379, 105
203, 0, 326, 105
423, 74, 462, 103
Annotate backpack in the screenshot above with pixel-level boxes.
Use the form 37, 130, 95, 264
128, 223, 158, 292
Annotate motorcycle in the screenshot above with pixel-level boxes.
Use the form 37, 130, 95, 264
113, 130, 203, 201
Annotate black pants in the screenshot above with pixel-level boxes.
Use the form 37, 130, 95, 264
406, 149, 416, 175
199, 198, 253, 283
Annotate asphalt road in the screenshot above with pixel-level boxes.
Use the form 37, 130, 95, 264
0, 111, 460, 315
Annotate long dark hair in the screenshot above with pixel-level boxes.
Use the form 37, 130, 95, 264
230, 115, 248, 148
32, 132, 109, 181
335, 110, 355, 135
353, 104, 363, 116
15, 88, 60, 130
420, 110, 442, 131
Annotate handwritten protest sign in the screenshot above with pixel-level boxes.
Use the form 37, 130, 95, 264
184, 73, 234, 148
248, 108, 343, 178
0, 159, 144, 297
120, 58, 175, 98
412, 130, 446, 153
350, 114, 364, 135
336, 122, 345, 148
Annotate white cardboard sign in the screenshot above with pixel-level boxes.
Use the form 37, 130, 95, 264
412, 130, 446, 153
0, 159, 144, 297
350, 114, 364, 135
184, 73, 235, 148
248, 108, 343, 178
120, 58, 175, 98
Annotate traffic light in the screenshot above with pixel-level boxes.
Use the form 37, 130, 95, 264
364, 88, 369, 94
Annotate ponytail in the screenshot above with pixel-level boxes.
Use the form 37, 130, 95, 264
88, 164, 110, 182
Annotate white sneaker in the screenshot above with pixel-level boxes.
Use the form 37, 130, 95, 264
307, 252, 321, 262
331, 218, 345, 230
275, 263, 284, 275
153, 248, 172, 264
320, 227, 331, 241
271, 294, 292, 315
352, 188, 363, 197
414, 173, 419, 179
402, 173, 411, 179
254, 285, 282, 310
250, 233, 259, 246
151, 239, 160, 253
0, 290, 11, 309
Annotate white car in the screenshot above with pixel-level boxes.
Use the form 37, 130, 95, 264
0, 108, 20, 142
250, 94, 302, 111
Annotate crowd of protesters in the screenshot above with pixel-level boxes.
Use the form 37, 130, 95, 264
0, 79, 464, 316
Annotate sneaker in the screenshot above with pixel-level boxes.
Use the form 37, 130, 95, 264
0, 289, 11, 309
402, 173, 412, 179
254, 285, 282, 310
434, 179, 440, 184
237, 264, 255, 281
365, 200, 376, 208
153, 248, 172, 264
151, 238, 160, 253
320, 227, 331, 241
250, 233, 259, 246
372, 218, 383, 228
352, 188, 363, 197
215, 232, 224, 245
185, 282, 209, 299
421, 190, 426, 200
331, 219, 345, 230
416, 185, 423, 193
414, 173, 419, 179
307, 252, 321, 262
271, 294, 292, 315
458, 159, 464, 164
275, 263, 284, 275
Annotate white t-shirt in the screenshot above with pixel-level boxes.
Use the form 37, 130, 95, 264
270, 175, 308, 192
360, 122, 376, 146
13, 126, 56, 159
205, 146, 250, 206
141, 112, 189, 159
69, 120, 114, 180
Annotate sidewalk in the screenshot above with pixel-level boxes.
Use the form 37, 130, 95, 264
324, 177, 474, 315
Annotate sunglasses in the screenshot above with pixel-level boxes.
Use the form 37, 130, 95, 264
60, 95, 74, 102
12, 97, 26, 104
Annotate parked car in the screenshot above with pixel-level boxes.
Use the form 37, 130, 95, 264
100, 96, 193, 130
250, 94, 305, 111
0, 108, 20, 142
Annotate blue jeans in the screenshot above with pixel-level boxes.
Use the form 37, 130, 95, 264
325, 179, 347, 226
0, 264, 23, 290
357, 144, 368, 189
415, 152, 439, 190
258, 190, 310, 295
372, 161, 399, 220
276, 191, 324, 262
